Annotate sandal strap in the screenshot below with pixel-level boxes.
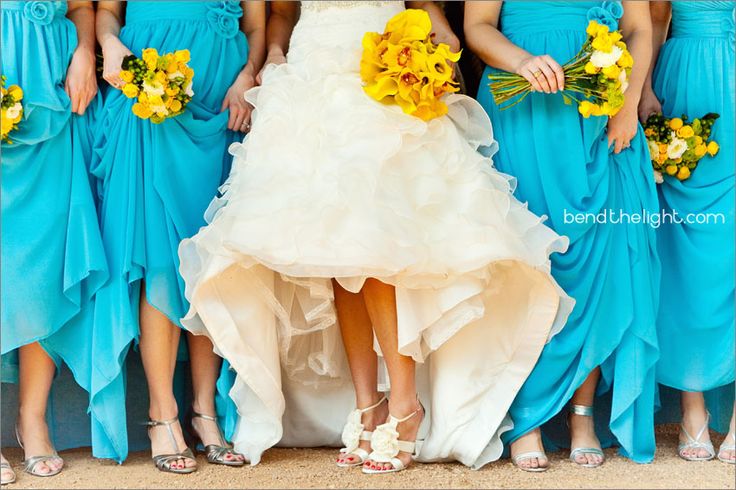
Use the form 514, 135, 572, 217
23, 454, 62, 475
146, 417, 191, 458
191, 410, 228, 447
0, 462, 12, 470
339, 397, 387, 454
512, 451, 548, 465
357, 396, 387, 414
153, 448, 196, 471
570, 447, 604, 457
569, 404, 595, 417
680, 412, 711, 445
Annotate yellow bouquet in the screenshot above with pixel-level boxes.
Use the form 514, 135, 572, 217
118, 48, 194, 124
360, 9, 461, 121
489, 20, 632, 118
644, 112, 719, 183
1, 75, 24, 144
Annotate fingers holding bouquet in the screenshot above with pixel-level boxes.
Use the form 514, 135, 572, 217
101, 37, 134, 89
516, 54, 565, 94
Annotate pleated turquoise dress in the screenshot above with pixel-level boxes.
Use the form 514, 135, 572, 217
1, 0, 108, 445
89, 1, 249, 462
476, 1, 661, 462
651, 1, 735, 432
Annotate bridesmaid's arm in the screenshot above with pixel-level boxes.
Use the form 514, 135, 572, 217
96, 1, 133, 89
464, 1, 564, 94
407, 1, 460, 52
638, 1, 671, 122
255, 1, 299, 84
65, 1, 96, 115
221, 1, 266, 132
607, 1, 653, 153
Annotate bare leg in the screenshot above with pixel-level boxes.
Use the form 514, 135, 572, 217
0, 453, 15, 483
333, 280, 387, 465
187, 333, 244, 462
17, 342, 62, 474
719, 407, 736, 463
361, 278, 423, 471
510, 429, 548, 470
680, 391, 713, 459
569, 367, 603, 466
139, 284, 195, 470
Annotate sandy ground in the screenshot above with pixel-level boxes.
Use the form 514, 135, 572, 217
2, 425, 734, 489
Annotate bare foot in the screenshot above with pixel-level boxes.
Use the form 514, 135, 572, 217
363, 399, 423, 472
16, 414, 63, 475
679, 406, 714, 460
148, 417, 196, 471
1, 453, 16, 484
190, 411, 245, 464
510, 428, 549, 471
336, 396, 388, 466
569, 412, 604, 466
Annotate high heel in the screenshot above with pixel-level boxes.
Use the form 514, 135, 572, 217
145, 417, 197, 474
362, 401, 424, 475
14, 425, 63, 478
188, 410, 245, 467
678, 411, 715, 462
568, 405, 605, 468
718, 432, 735, 464
337, 396, 387, 468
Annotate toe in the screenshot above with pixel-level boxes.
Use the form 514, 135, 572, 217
574, 453, 587, 465
529, 458, 539, 469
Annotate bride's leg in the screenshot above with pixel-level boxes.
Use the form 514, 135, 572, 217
139, 284, 195, 470
187, 334, 245, 462
569, 367, 603, 466
361, 278, 424, 472
333, 280, 387, 465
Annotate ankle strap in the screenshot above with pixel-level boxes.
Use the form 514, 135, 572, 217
145, 417, 181, 453
388, 402, 423, 425
191, 410, 217, 422
569, 405, 594, 417
357, 396, 387, 414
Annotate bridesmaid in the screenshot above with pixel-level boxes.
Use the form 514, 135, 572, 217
639, 0, 735, 464
1, 0, 107, 481
466, 1, 660, 470
91, 1, 265, 472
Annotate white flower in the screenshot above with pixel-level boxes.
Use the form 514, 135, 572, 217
142, 80, 165, 97
369, 424, 400, 462
5, 102, 22, 119
653, 170, 664, 184
340, 410, 364, 454
184, 81, 194, 97
647, 140, 660, 160
618, 69, 629, 93
590, 45, 623, 68
667, 136, 688, 160
150, 103, 169, 117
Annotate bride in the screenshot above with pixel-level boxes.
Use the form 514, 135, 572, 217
179, 0, 573, 473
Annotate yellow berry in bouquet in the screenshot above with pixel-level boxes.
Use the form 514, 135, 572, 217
170, 99, 182, 112
669, 117, 683, 130
665, 165, 678, 175
676, 166, 691, 180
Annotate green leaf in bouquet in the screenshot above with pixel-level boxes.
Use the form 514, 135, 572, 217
692, 118, 702, 135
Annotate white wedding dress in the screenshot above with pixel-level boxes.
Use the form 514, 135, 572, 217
179, 0, 574, 469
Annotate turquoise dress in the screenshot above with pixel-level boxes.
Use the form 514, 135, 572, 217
476, 1, 661, 462
1, 0, 108, 447
90, 1, 249, 462
652, 1, 735, 432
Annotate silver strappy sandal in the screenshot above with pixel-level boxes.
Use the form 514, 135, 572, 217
0, 456, 16, 485
189, 411, 245, 467
512, 450, 549, 472
146, 417, 197, 474
718, 432, 735, 464
678, 412, 715, 462
337, 396, 387, 467
15, 426, 63, 478
568, 404, 605, 468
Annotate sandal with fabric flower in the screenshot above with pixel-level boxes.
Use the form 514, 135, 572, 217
336, 396, 387, 467
362, 402, 424, 475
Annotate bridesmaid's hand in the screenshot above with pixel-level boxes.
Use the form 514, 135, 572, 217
255, 52, 287, 85
637, 86, 662, 124
65, 48, 97, 115
515, 54, 565, 94
221, 70, 256, 132
101, 36, 133, 89
607, 103, 639, 154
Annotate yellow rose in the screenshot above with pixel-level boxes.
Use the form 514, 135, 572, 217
658, 143, 668, 154
8, 85, 23, 101
602, 64, 621, 80
174, 50, 191, 63
138, 92, 149, 104
578, 100, 594, 118
584, 62, 598, 74
122, 83, 139, 98
676, 125, 694, 138
656, 153, 667, 164
592, 35, 614, 53
142, 48, 159, 70
169, 99, 182, 112
676, 166, 691, 180
694, 144, 707, 157
155, 71, 168, 85
586, 20, 609, 37
165, 86, 180, 97
644, 128, 654, 137
131, 102, 153, 119
706, 140, 719, 156
119, 70, 134, 83
668, 117, 683, 130
617, 50, 634, 69
694, 135, 703, 145
665, 165, 678, 175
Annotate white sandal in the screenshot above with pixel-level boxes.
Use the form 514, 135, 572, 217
512, 451, 549, 472
678, 411, 715, 462
337, 396, 387, 468
717, 432, 735, 464
362, 403, 423, 475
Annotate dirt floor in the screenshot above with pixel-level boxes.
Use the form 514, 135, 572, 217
2, 425, 734, 489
